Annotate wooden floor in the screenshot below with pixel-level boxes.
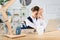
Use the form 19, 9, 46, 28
0, 19, 60, 40
0, 31, 60, 40
45, 19, 60, 32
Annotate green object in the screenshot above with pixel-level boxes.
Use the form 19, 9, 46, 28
0, 0, 9, 5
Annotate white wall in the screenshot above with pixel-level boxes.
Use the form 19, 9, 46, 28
8, 0, 60, 20
45, 0, 60, 19
8, 0, 46, 17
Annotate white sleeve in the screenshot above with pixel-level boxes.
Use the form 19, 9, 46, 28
25, 19, 36, 29
35, 19, 48, 35
36, 19, 48, 29
42, 19, 48, 29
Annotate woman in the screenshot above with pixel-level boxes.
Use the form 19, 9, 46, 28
25, 6, 39, 29
25, 6, 47, 35
36, 8, 47, 35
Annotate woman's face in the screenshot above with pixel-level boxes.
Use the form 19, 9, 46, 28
37, 8, 43, 18
32, 11, 38, 18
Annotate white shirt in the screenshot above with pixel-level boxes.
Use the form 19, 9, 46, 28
25, 16, 37, 29
36, 18, 48, 35
25, 16, 48, 35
